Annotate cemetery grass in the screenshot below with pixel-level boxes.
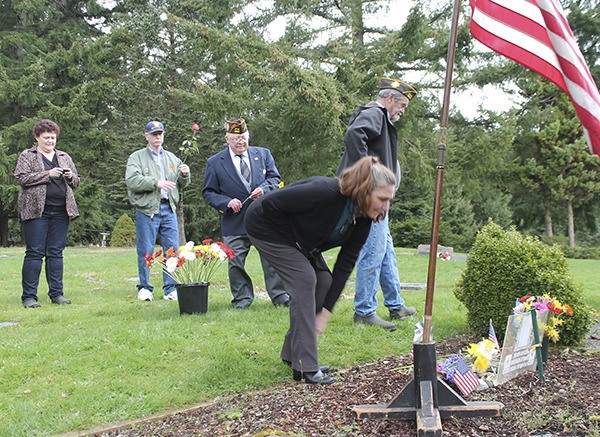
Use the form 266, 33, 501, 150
0, 247, 598, 437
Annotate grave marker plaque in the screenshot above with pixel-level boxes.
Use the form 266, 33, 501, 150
496, 310, 548, 385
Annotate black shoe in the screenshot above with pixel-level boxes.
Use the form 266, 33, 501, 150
51, 295, 71, 305
283, 360, 330, 377
293, 369, 334, 385
23, 299, 40, 308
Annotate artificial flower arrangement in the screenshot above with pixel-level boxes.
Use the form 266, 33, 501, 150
145, 239, 234, 284
466, 339, 499, 374
513, 294, 574, 342
438, 354, 467, 382
437, 338, 500, 397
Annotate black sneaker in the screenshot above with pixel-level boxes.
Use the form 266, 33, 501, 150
23, 299, 41, 308
51, 295, 71, 305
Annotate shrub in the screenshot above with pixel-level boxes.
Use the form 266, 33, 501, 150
110, 213, 136, 247
454, 220, 593, 346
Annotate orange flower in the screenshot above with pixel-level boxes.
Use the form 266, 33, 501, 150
564, 304, 574, 316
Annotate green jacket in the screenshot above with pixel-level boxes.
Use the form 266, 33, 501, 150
125, 147, 191, 216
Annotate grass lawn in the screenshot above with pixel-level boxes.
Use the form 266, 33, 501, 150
0, 246, 598, 436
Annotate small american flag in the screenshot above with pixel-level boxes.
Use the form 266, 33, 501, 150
453, 356, 480, 397
489, 319, 500, 350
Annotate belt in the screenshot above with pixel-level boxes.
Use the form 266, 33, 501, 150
44, 204, 66, 212
160, 198, 170, 204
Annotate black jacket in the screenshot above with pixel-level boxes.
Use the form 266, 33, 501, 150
336, 102, 398, 176
245, 176, 371, 311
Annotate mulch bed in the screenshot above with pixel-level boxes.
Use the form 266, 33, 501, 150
91, 332, 600, 437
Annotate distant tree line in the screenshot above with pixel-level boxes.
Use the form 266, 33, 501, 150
1, 0, 599, 251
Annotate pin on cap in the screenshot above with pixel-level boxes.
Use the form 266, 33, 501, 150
226, 118, 247, 134
379, 78, 418, 100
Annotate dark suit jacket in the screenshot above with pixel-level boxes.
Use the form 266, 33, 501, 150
203, 145, 282, 236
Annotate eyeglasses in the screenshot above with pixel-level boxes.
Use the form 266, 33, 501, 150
228, 134, 248, 143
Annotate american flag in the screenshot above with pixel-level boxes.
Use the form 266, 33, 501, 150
489, 319, 500, 350
453, 356, 480, 397
469, 0, 600, 157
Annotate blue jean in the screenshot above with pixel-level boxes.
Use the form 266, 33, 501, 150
136, 203, 179, 295
21, 205, 70, 302
354, 215, 405, 316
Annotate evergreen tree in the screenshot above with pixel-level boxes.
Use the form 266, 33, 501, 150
0, 0, 118, 244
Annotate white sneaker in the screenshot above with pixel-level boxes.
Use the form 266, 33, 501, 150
163, 290, 178, 301
137, 288, 153, 301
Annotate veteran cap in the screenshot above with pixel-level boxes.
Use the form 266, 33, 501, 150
226, 118, 248, 134
379, 78, 418, 101
145, 121, 164, 134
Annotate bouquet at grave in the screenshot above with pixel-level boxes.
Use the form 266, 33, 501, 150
513, 294, 573, 343
466, 339, 498, 374
438, 354, 481, 397
438, 251, 452, 260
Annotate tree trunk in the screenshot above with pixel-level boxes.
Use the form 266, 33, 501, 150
567, 200, 575, 248
349, 0, 365, 50
544, 205, 553, 237
0, 212, 9, 247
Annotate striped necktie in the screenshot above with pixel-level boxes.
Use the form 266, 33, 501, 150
237, 154, 250, 182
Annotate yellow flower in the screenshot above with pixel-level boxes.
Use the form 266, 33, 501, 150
466, 339, 496, 374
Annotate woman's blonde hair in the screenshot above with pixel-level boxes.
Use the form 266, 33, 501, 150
338, 156, 396, 215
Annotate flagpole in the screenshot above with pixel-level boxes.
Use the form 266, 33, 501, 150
421, 0, 461, 344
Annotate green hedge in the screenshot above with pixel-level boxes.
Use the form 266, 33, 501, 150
454, 220, 593, 346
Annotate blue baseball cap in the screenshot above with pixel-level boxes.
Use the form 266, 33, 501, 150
145, 121, 164, 134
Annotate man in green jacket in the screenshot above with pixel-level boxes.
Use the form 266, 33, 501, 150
125, 121, 191, 302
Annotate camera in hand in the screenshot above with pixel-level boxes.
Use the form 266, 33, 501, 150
62, 168, 70, 172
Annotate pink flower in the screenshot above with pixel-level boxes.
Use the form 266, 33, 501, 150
191, 123, 200, 131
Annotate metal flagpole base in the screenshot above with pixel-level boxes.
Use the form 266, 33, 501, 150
352, 342, 503, 436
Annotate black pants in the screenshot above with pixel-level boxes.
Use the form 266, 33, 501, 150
21, 206, 69, 301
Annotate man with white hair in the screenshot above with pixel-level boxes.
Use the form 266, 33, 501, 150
337, 78, 418, 331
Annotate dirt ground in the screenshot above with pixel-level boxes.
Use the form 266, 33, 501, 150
87, 324, 600, 437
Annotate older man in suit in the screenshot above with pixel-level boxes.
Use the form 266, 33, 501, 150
203, 118, 289, 309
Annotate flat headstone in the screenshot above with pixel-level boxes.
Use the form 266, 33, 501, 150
401, 282, 427, 291
416, 244, 454, 255
0, 322, 17, 329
